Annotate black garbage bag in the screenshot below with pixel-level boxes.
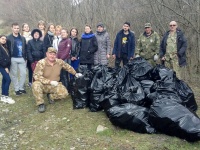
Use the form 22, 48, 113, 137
60, 69, 70, 91
118, 73, 140, 95
117, 65, 129, 85
129, 57, 152, 81
149, 100, 200, 142
175, 79, 198, 112
99, 87, 121, 112
149, 64, 176, 82
107, 103, 156, 134
121, 86, 145, 106
90, 71, 104, 92
89, 90, 103, 112
140, 80, 154, 95
71, 75, 92, 109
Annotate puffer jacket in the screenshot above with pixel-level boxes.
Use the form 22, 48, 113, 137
94, 30, 111, 65
27, 39, 45, 63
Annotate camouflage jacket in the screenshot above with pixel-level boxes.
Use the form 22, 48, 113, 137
33, 58, 76, 84
136, 31, 160, 59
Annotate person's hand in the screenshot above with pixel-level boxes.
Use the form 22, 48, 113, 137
5, 68, 9, 74
75, 73, 83, 78
135, 54, 140, 58
106, 54, 110, 59
50, 81, 58, 86
112, 54, 116, 59
154, 54, 159, 61
161, 56, 165, 61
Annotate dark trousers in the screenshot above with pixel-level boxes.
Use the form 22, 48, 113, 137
0, 67, 11, 96
70, 59, 80, 78
27, 61, 33, 83
80, 63, 93, 71
115, 53, 129, 69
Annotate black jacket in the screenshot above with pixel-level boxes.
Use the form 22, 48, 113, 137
27, 39, 45, 63
80, 33, 98, 64
70, 37, 80, 58
0, 45, 11, 68
160, 29, 187, 67
43, 33, 54, 52
6, 34, 27, 60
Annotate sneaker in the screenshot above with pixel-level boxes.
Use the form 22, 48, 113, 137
15, 91, 22, 96
0, 96, 15, 104
27, 83, 32, 87
38, 104, 46, 113
47, 93, 55, 104
4, 96, 15, 104
19, 90, 26, 94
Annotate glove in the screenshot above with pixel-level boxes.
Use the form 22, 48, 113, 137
135, 54, 140, 58
50, 81, 58, 86
154, 54, 159, 61
75, 73, 83, 78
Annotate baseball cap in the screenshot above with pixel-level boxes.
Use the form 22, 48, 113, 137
47, 47, 57, 53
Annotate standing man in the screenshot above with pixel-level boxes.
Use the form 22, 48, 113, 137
160, 21, 187, 79
32, 47, 82, 113
112, 22, 135, 69
7, 23, 27, 95
135, 23, 160, 66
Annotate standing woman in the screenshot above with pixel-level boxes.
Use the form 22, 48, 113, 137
94, 22, 111, 65
69, 27, 80, 73
21, 23, 33, 87
57, 29, 72, 90
79, 25, 98, 70
0, 35, 15, 104
43, 23, 55, 52
27, 29, 45, 73
53, 25, 62, 51
37, 20, 46, 41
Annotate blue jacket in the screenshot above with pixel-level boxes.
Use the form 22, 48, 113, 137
112, 29, 135, 59
160, 29, 187, 67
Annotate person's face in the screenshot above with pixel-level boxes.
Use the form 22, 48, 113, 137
70, 29, 77, 37
23, 24, 30, 32
123, 24, 130, 32
0, 36, 6, 44
46, 52, 56, 62
85, 26, 91, 33
97, 26, 104, 32
38, 24, 45, 30
55, 28, 61, 36
12, 25, 20, 34
61, 30, 68, 38
33, 32, 40, 39
49, 25, 55, 33
169, 21, 177, 32
145, 27, 152, 34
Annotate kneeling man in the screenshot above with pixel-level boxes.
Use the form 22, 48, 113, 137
32, 47, 81, 113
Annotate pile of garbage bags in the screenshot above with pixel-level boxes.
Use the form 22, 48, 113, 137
71, 57, 199, 142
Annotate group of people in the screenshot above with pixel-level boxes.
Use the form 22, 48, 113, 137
0, 20, 187, 112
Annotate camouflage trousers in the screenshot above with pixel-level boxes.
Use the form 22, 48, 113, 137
164, 53, 181, 79
146, 58, 159, 67
32, 81, 68, 106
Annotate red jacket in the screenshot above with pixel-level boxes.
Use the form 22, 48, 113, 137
57, 38, 72, 60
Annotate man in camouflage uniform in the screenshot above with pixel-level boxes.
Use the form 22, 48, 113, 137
135, 23, 160, 66
32, 47, 82, 113
160, 21, 187, 79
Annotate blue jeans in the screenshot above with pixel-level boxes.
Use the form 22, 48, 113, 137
0, 67, 11, 96
70, 59, 80, 78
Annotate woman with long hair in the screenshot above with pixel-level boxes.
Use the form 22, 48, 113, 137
37, 20, 46, 41
0, 35, 15, 104
43, 23, 55, 52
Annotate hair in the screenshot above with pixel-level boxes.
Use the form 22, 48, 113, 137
0, 35, 7, 48
70, 27, 79, 36
55, 25, 62, 31
85, 24, 91, 29
45, 23, 55, 35
38, 20, 46, 29
11, 22, 19, 27
0, 35, 6, 38
21, 23, 30, 35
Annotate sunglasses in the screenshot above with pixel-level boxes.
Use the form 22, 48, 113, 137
170, 24, 176, 27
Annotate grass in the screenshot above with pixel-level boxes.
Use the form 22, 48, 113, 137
0, 79, 200, 150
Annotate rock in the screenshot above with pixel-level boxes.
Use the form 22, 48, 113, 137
70, 147, 76, 150
0, 133, 4, 138
96, 125, 108, 133
62, 117, 67, 120
19, 130, 25, 135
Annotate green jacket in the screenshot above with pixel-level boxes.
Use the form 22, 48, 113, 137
136, 31, 160, 59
